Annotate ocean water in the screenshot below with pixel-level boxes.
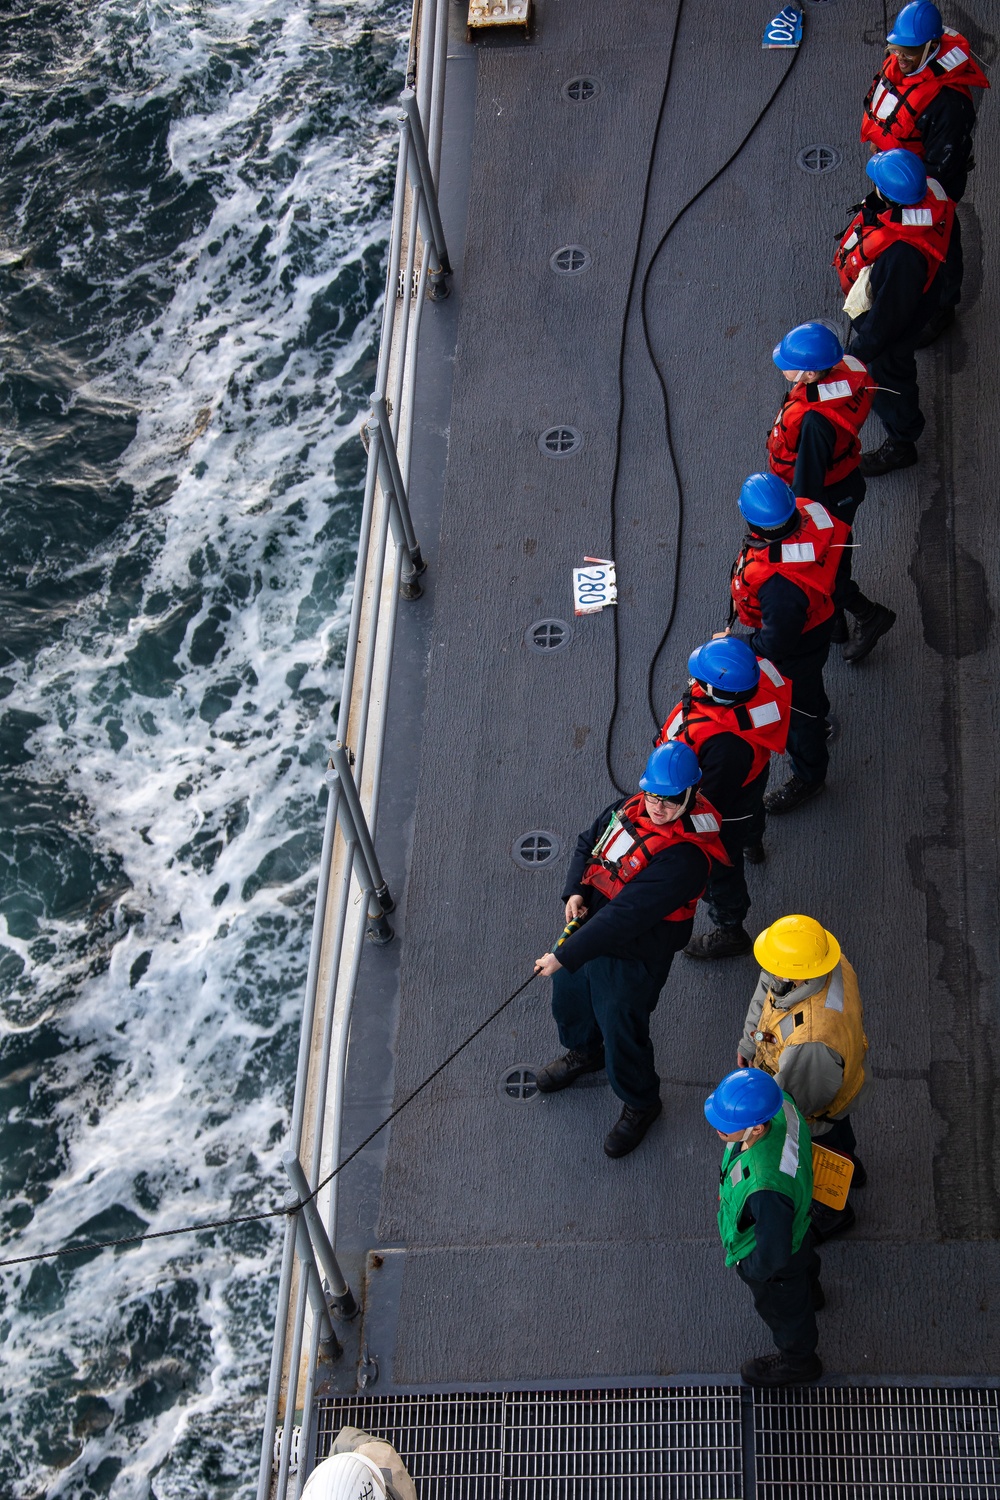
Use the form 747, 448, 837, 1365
0, 1, 406, 1494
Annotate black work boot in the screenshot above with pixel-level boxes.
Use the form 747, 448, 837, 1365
860, 437, 918, 476
741, 1352, 823, 1388
604, 1098, 662, 1158
830, 609, 849, 645
683, 926, 753, 960
743, 842, 766, 865
913, 303, 956, 348
764, 776, 825, 816
810, 1201, 857, 1242
846, 1155, 867, 1188
534, 1046, 605, 1094
842, 603, 896, 664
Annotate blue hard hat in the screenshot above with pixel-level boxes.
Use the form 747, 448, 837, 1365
866, 148, 927, 205
639, 741, 702, 797
704, 1069, 783, 1133
886, 1, 943, 46
738, 472, 796, 532
772, 321, 844, 373
687, 638, 760, 697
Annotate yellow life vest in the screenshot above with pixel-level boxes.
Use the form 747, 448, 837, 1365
752, 957, 867, 1120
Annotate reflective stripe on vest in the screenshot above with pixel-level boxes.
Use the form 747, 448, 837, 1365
580, 791, 729, 921
716, 1093, 813, 1268
860, 31, 989, 155
752, 957, 869, 1121
656, 665, 792, 786
730, 499, 850, 636
833, 181, 954, 296
766, 356, 873, 487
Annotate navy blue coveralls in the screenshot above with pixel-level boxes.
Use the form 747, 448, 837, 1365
792, 412, 867, 618
848, 195, 947, 445
680, 709, 762, 931
552, 801, 711, 1110
734, 575, 833, 789
732, 1176, 821, 1359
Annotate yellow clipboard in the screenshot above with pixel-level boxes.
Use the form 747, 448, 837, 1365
811, 1143, 855, 1210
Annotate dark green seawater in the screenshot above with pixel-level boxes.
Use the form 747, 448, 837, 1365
0, 1, 406, 1493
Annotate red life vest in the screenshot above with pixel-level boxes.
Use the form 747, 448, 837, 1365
581, 792, 728, 922
834, 179, 954, 295
861, 32, 989, 157
730, 499, 849, 635
766, 356, 873, 487
657, 660, 792, 785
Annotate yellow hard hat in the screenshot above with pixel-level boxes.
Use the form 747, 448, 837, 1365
753, 914, 841, 980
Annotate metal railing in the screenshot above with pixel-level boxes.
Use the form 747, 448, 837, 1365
256, 0, 452, 1492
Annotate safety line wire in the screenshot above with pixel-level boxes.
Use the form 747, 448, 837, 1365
604, 12, 802, 789
0, 973, 539, 1269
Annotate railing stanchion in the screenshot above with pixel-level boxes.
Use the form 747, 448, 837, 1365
371, 398, 426, 599
329, 743, 394, 946
400, 89, 452, 297
282, 1151, 359, 1319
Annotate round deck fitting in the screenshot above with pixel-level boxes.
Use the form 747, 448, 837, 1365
796, 144, 841, 174
525, 618, 573, 653
497, 1065, 540, 1104
538, 425, 582, 457
550, 245, 592, 276
563, 77, 600, 102
512, 830, 561, 868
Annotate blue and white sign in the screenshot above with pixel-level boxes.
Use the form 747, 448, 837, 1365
762, 5, 802, 48
573, 558, 617, 616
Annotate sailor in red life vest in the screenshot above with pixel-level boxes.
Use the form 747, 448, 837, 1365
728, 474, 849, 817
532, 743, 727, 1159
834, 148, 954, 476
861, 2, 989, 341
768, 321, 896, 665
654, 638, 790, 961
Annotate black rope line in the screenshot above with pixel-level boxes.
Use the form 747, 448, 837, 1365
640, 42, 803, 727
603, 11, 803, 790
604, 0, 687, 795
0, 973, 539, 1270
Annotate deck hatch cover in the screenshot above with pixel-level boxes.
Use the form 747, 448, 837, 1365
314, 1388, 742, 1498
754, 1386, 1000, 1498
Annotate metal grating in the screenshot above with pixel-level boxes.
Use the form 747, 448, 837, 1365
754, 1387, 1000, 1499
315, 1388, 743, 1499
316, 1393, 505, 1498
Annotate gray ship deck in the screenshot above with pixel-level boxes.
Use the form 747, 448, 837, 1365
331, 0, 1000, 1396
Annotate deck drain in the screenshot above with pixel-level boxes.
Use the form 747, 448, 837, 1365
796, 144, 841, 174
563, 76, 600, 102
497, 1064, 540, 1104
525, 618, 573, 653
550, 245, 591, 276
538, 425, 582, 457
512, 829, 561, 868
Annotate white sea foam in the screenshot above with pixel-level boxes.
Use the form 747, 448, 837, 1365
0, 0, 407, 1493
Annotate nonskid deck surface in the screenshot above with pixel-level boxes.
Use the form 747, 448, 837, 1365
333, 0, 1000, 1391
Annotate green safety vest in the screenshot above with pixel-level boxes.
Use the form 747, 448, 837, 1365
717, 1095, 813, 1268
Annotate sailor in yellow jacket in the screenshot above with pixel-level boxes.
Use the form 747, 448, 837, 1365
736, 913, 874, 1239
